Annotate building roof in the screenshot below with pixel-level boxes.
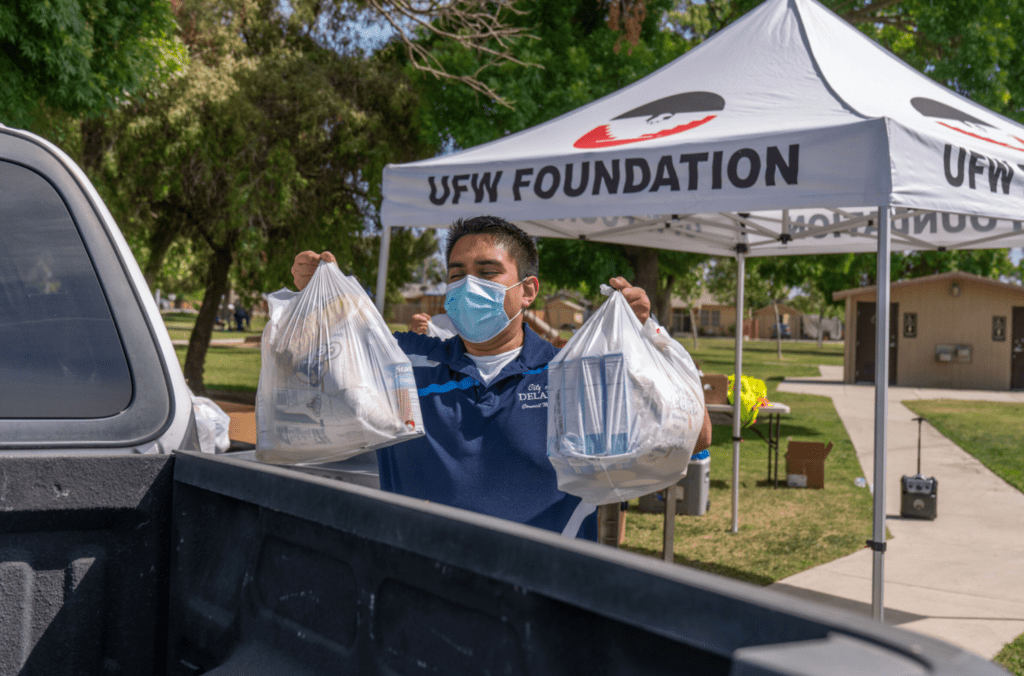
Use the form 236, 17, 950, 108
753, 303, 803, 317
400, 281, 447, 300
545, 290, 591, 308
832, 270, 1024, 301
670, 288, 729, 309
546, 298, 585, 311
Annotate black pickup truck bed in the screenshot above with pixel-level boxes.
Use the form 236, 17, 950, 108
0, 450, 1003, 675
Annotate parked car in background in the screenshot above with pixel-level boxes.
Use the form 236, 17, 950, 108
770, 322, 792, 339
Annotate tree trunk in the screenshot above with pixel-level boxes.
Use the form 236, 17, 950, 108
817, 310, 825, 348
689, 306, 699, 351
620, 246, 663, 323
80, 117, 108, 174
184, 243, 234, 395
143, 218, 181, 291
773, 300, 783, 360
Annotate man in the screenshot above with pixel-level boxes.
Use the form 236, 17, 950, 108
291, 216, 712, 539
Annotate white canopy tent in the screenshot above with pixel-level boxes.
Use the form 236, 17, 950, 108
378, 0, 1024, 621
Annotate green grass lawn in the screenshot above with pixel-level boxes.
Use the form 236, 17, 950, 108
167, 311, 265, 393
903, 399, 1024, 494
995, 634, 1024, 676
163, 311, 267, 342
175, 345, 261, 392
903, 398, 1024, 675
620, 338, 874, 585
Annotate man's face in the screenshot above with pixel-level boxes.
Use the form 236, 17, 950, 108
447, 234, 535, 322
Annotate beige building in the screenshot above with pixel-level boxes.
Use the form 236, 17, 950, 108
391, 281, 447, 324
752, 303, 803, 340
670, 289, 737, 336
833, 271, 1024, 390
545, 298, 586, 329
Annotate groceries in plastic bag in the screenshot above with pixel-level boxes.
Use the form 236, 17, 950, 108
256, 261, 424, 464
546, 285, 706, 505
191, 390, 231, 454
727, 374, 769, 427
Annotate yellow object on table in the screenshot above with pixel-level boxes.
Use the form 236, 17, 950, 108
727, 374, 769, 427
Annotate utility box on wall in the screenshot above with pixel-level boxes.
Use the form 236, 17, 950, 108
935, 344, 971, 363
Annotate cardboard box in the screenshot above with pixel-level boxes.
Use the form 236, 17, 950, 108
700, 375, 729, 405
785, 441, 833, 489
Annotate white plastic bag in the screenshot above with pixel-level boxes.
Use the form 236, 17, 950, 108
191, 391, 231, 454
546, 285, 705, 504
255, 261, 424, 464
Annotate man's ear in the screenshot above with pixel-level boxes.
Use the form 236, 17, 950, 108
520, 276, 540, 308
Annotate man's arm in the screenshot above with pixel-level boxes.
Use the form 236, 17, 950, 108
694, 407, 713, 454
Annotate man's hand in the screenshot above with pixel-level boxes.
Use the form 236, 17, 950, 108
409, 313, 431, 335
291, 251, 336, 291
608, 277, 651, 325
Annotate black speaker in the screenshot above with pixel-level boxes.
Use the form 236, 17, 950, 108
900, 417, 938, 520
900, 474, 938, 520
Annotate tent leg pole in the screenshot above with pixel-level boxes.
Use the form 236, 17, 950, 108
375, 225, 393, 316
872, 206, 891, 622
731, 252, 746, 534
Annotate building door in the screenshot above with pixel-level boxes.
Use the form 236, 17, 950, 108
855, 302, 898, 384
1012, 307, 1024, 390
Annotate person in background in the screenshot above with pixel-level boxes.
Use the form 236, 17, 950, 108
291, 215, 712, 540
234, 304, 249, 332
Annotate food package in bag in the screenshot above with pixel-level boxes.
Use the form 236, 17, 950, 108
546, 285, 705, 504
255, 260, 424, 464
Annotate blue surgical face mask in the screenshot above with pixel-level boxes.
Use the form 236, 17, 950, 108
444, 275, 525, 343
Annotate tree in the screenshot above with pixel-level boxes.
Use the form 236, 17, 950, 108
0, 0, 184, 150
707, 255, 805, 355
537, 238, 634, 304
666, 257, 709, 348
94, 0, 436, 393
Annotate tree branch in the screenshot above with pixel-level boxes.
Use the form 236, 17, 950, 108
841, 0, 904, 25
362, 0, 539, 109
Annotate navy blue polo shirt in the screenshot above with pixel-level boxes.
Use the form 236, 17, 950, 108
377, 324, 598, 540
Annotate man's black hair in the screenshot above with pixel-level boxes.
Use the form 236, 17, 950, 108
446, 215, 539, 280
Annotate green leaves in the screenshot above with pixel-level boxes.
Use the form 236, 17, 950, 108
0, 0, 181, 130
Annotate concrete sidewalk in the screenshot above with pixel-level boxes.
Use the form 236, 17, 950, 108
769, 366, 1024, 659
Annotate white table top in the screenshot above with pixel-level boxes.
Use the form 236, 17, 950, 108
706, 402, 791, 415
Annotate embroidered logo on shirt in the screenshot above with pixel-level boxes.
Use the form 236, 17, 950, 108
520, 383, 549, 409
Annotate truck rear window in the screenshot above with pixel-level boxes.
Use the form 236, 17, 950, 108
0, 161, 132, 418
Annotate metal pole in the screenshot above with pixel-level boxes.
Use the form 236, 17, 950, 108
871, 206, 891, 622
663, 486, 677, 562
731, 250, 746, 534
375, 225, 393, 315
